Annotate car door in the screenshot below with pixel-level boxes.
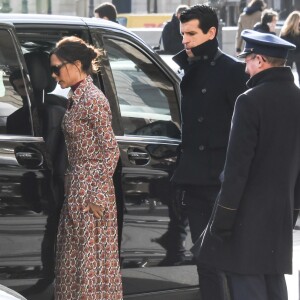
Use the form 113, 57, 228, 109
0, 23, 53, 293
91, 29, 198, 297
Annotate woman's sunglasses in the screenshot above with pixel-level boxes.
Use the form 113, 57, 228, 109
50, 62, 68, 76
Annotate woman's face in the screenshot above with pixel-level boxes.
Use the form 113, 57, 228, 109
50, 54, 84, 89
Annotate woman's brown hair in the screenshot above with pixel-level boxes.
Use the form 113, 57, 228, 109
50, 36, 103, 74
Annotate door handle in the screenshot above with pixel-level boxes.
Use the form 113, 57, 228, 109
127, 148, 150, 165
15, 151, 44, 167
128, 152, 149, 159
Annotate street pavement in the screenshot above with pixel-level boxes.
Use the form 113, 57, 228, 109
293, 68, 299, 87
286, 224, 300, 300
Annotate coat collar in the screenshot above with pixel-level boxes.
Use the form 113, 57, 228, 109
172, 38, 219, 70
247, 67, 294, 88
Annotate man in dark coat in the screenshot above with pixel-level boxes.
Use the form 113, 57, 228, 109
161, 4, 189, 54
194, 29, 300, 300
171, 4, 249, 299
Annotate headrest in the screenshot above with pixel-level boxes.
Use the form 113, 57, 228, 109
24, 51, 56, 93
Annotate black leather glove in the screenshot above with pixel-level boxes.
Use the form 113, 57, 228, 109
209, 223, 232, 242
209, 203, 236, 242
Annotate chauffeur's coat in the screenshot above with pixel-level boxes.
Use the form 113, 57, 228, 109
196, 67, 300, 274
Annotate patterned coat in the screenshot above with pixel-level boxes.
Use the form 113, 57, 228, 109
55, 76, 123, 300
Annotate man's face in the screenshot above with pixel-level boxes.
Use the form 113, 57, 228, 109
180, 19, 216, 58
267, 16, 277, 32
245, 54, 259, 77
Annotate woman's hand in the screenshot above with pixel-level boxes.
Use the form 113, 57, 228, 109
83, 202, 104, 219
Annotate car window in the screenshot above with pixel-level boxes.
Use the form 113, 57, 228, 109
103, 37, 180, 139
0, 29, 32, 135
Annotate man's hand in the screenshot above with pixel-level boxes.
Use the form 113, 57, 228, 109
209, 202, 236, 242
209, 223, 232, 242
83, 202, 104, 219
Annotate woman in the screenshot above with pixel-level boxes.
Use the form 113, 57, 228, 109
50, 36, 123, 300
235, 0, 267, 55
280, 11, 300, 84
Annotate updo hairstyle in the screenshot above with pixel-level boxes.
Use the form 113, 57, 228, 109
50, 36, 103, 74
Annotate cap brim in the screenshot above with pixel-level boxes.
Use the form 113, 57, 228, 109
237, 50, 252, 58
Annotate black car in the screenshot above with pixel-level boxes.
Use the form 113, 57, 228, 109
0, 14, 199, 300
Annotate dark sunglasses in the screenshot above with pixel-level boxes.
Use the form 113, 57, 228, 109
50, 62, 68, 76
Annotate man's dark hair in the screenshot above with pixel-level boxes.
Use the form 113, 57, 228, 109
261, 9, 278, 25
9, 69, 23, 87
94, 2, 117, 22
180, 4, 219, 36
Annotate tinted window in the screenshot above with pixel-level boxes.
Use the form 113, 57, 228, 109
0, 30, 31, 135
16, 27, 92, 100
103, 38, 180, 139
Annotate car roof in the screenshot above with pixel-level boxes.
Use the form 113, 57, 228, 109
0, 13, 119, 28
0, 13, 148, 49
0, 14, 140, 36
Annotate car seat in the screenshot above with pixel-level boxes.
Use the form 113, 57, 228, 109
24, 50, 68, 194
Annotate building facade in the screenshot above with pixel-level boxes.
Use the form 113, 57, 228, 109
2, 0, 300, 24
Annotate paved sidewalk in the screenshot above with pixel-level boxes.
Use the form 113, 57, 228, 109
286, 227, 300, 300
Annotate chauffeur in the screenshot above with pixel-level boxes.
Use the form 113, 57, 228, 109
171, 4, 248, 300
194, 30, 300, 300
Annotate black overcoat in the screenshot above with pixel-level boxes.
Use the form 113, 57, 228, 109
161, 14, 184, 55
172, 49, 249, 186
196, 67, 300, 274
281, 33, 300, 64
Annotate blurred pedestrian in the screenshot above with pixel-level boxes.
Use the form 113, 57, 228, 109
50, 36, 123, 300
94, 2, 118, 23
160, 4, 189, 54
235, 0, 267, 56
280, 11, 300, 84
253, 9, 278, 34
194, 30, 299, 300
171, 4, 248, 299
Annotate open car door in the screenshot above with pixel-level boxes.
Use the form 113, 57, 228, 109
0, 23, 54, 297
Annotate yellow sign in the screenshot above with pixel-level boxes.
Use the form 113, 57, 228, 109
117, 13, 172, 28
